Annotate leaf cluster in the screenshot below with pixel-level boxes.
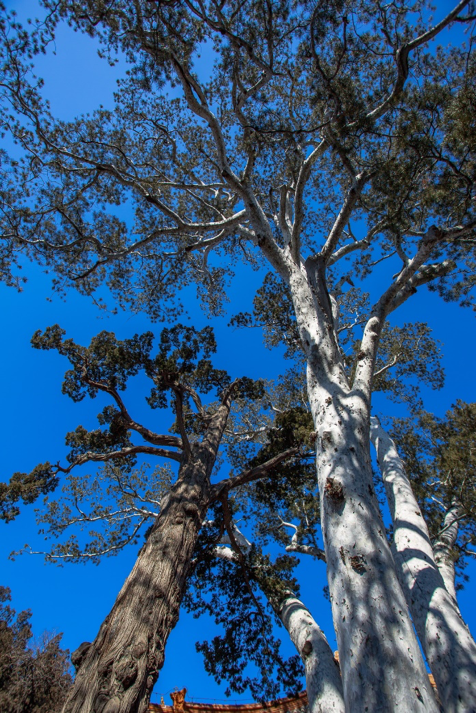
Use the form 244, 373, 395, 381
184, 533, 304, 701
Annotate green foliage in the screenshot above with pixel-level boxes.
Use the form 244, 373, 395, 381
1, 464, 57, 524
146, 324, 231, 409
230, 273, 301, 358
32, 326, 155, 401
184, 533, 304, 701
0, 586, 72, 713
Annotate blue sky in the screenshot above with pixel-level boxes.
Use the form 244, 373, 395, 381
1, 0, 476, 705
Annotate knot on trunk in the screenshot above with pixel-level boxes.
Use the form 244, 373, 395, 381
301, 639, 313, 657
102, 697, 121, 713
183, 501, 201, 522
349, 554, 366, 573
325, 477, 344, 502
71, 641, 91, 672
132, 641, 147, 659
116, 658, 138, 689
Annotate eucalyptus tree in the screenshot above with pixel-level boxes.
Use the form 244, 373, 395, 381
2, 0, 476, 709
2, 323, 300, 713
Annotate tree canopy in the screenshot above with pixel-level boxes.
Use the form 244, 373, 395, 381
1, 0, 476, 710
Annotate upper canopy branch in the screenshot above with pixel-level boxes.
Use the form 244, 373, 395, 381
290, 139, 328, 261
352, 224, 460, 397
55, 444, 183, 474
320, 172, 370, 264
211, 447, 299, 501
361, 0, 472, 125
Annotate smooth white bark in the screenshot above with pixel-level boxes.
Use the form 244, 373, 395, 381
434, 501, 463, 601
370, 417, 476, 712
279, 597, 345, 713
288, 264, 438, 712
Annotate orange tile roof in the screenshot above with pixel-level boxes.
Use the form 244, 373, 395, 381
148, 689, 308, 713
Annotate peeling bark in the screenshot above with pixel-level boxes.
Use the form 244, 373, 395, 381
279, 597, 344, 713
370, 418, 476, 713
288, 263, 438, 712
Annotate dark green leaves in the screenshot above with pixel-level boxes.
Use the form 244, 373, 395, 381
0, 463, 57, 524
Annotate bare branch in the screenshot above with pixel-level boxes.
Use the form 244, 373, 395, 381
211, 447, 299, 500
320, 172, 369, 263
55, 444, 183, 475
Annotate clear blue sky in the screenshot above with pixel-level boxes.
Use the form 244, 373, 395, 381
1, 0, 475, 705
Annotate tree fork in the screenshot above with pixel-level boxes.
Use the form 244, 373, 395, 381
288, 267, 439, 711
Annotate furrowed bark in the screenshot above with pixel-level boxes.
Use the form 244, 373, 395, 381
434, 501, 464, 601
287, 260, 438, 711
62, 403, 232, 713
279, 597, 344, 713
370, 418, 476, 713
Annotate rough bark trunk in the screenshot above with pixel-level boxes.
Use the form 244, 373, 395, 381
279, 597, 345, 713
288, 265, 438, 712
434, 501, 463, 601
370, 418, 476, 713
62, 403, 232, 713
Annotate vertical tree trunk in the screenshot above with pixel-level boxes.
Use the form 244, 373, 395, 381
434, 501, 464, 601
62, 402, 233, 713
288, 267, 438, 712
279, 596, 345, 713
370, 418, 476, 713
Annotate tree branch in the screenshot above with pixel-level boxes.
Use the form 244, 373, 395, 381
211, 447, 299, 501
361, 0, 472, 124
55, 444, 183, 475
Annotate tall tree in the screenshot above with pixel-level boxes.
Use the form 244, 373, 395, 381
0, 586, 72, 713
370, 414, 476, 711
2, 323, 301, 713
185, 322, 444, 710
1, 1, 476, 708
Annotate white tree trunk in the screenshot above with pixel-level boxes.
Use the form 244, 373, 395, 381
279, 597, 344, 713
288, 267, 438, 712
370, 417, 476, 713
434, 501, 463, 601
